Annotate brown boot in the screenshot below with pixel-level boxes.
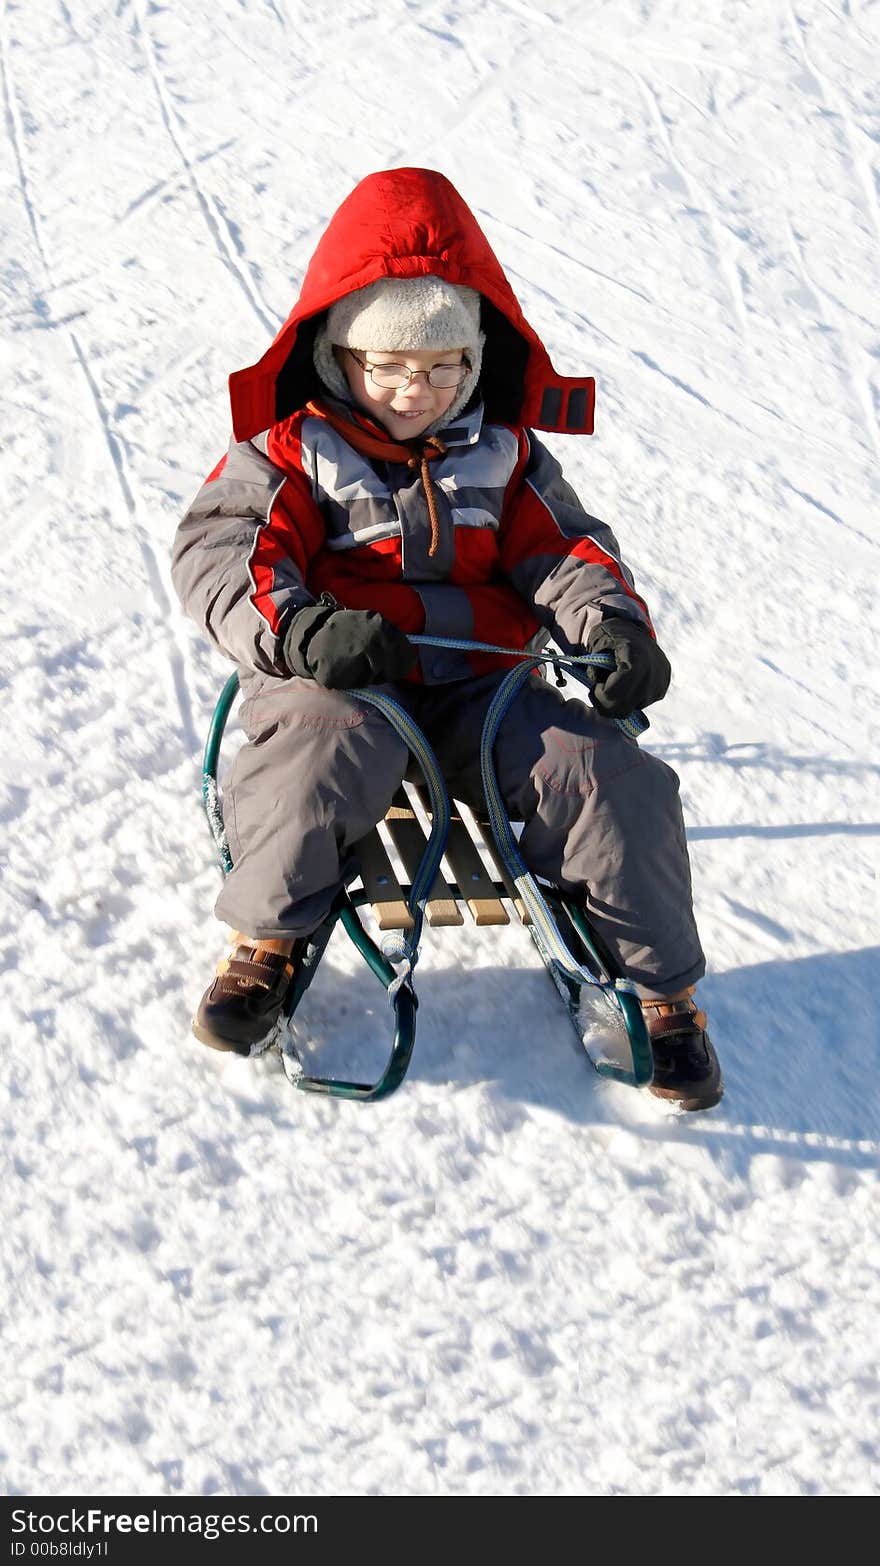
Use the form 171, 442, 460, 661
641, 987, 723, 1112
192, 933, 297, 1056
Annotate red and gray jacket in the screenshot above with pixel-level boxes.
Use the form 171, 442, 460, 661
172, 167, 653, 684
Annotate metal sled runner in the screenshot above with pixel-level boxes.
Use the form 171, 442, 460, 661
202, 653, 653, 1101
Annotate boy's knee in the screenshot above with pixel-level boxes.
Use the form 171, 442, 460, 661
534, 725, 651, 799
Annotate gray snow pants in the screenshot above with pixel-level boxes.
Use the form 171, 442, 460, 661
215, 671, 705, 996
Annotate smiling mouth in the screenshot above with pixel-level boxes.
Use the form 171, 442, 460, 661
392, 409, 429, 418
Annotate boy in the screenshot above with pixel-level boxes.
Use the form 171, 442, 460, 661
172, 166, 722, 1111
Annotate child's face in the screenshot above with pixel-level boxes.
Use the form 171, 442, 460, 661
336, 347, 466, 441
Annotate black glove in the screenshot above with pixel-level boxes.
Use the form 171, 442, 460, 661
585, 617, 671, 717
283, 597, 417, 689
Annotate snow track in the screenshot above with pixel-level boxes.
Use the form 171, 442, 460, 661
1, 0, 878, 1498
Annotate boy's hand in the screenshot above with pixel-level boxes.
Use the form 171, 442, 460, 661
585, 617, 671, 717
284, 600, 417, 689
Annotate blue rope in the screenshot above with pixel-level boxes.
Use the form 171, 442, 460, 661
356, 635, 647, 1004
477, 661, 639, 999
347, 686, 451, 995
409, 634, 648, 740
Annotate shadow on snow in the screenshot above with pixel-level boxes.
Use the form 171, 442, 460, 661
277, 935, 880, 1174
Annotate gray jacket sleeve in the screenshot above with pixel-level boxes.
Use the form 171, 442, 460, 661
171, 436, 317, 675
501, 433, 653, 653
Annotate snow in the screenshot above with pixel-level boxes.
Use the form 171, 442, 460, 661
2, 0, 878, 1498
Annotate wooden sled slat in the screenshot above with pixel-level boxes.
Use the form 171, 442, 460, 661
411, 786, 509, 926
355, 828, 414, 931
471, 817, 532, 925
384, 790, 463, 926
355, 789, 530, 932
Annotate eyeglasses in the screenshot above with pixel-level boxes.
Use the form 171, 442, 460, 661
347, 349, 469, 390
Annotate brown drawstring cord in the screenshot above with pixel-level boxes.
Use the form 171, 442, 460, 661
306, 402, 449, 558
408, 436, 447, 557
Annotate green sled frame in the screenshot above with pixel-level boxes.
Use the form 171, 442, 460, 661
202, 672, 652, 1102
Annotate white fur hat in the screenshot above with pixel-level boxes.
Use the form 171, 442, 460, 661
313, 274, 485, 428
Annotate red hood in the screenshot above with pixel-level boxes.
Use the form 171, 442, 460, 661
229, 168, 595, 441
